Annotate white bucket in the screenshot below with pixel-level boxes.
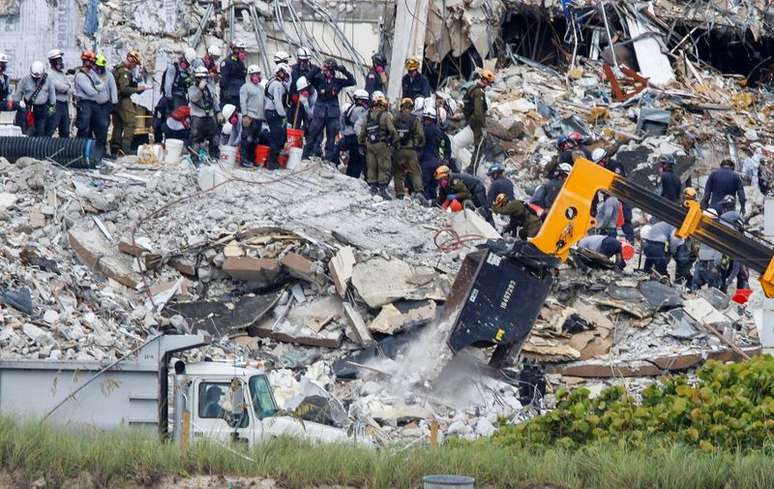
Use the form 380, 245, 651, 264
0, 124, 22, 137
451, 125, 474, 149
219, 145, 238, 166
164, 139, 184, 164
286, 147, 302, 170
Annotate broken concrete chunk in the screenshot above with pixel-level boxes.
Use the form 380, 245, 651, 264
352, 258, 447, 309
342, 302, 375, 347
329, 246, 356, 298
118, 240, 149, 257
222, 257, 281, 284
170, 258, 196, 276
250, 316, 343, 349
287, 296, 344, 333
639, 280, 682, 310
368, 300, 437, 335
0, 192, 17, 211
281, 253, 325, 287
684, 297, 729, 327
448, 209, 501, 241
68, 228, 142, 289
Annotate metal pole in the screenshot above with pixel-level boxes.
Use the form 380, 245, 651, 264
173, 374, 187, 447
599, 1, 619, 69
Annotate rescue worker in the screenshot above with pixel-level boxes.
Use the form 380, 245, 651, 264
702, 159, 746, 213
401, 57, 431, 100
641, 220, 680, 276
72, 51, 102, 139
578, 234, 627, 269
691, 209, 723, 291
420, 107, 444, 200
220, 104, 242, 154
339, 89, 369, 178
46, 49, 72, 138
188, 66, 220, 158
264, 63, 291, 170
162, 104, 190, 143
303, 58, 355, 162
273, 51, 290, 67
592, 146, 634, 242
93, 54, 118, 154
486, 163, 514, 209
530, 163, 571, 215
10, 61, 55, 137
359, 91, 396, 198
673, 187, 699, 284
658, 154, 682, 202
463, 69, 495, 170
0, 53, 9, 108
718, 195, 749, 292
544, 132, 585, 178
434, 165, 493, 224
364, 53, 387, 96
392, 97, 425, 199
289, 47, 317, 130
112, 50, 147, 156
219, 40, 247, 108
492, 192, 541, 240
595, 193, 620, 237
163, 48, 196, 111
239, 65, 266, 165
193, 45, 221, 78
295, 76, 317, 132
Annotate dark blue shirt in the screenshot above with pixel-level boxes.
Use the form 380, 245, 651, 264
702, 167, 746, 210
401, 72, 431, 100
487, 176, 515, 208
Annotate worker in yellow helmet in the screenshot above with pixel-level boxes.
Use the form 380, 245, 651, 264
463, 68, 495, 171
401, 57, 431, 100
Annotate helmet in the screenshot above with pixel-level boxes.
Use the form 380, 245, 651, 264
487, 163, 505, 176
47, 49, 64, 61
404, 57, 419, 71
222, 104, 237, 120
81, 50, 96, 63
558, 163, 573, 174
591, 147, 607, 163
494, 193, 509, 208
683, 187, 697, 200
434, 165, 450, 180
231, 39, 246, 49
568, 131, 583, 143
296, 47, 312, 61
556, 135, 571, 149
194, 66, 209, 78
372, 53, 387, 66
127, 49, 141, 64
95, 54, 107, 68
620, 240, 635, 261
322, 58, 337, 70
183, 48, 197, 62
720, 194, 736, 208
372, 92, 387, 107
659, 154, 676, 166
273, 50, 290, 64
704, 208, 719, 219
479, 69, 495, 83
30, 61, 45, 78
207, 45, 221, 58
274, 63, 290, 76
371, 90, 385, 101
0, 53, 8, 63
295, 75, 309, 91
247, 64, 261, 75
222, 122, 233, 136
400, 97, 414, 109
423, 107, 437, 120
353, 89, 369, 101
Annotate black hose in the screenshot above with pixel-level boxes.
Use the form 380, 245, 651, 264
0, 137, 99, 169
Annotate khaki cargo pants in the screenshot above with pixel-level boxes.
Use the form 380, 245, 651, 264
392, 148, 424, 197
366, 142, 391, 185
110, 98, 137, 155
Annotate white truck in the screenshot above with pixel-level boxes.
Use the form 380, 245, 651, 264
0, 332, 371, 447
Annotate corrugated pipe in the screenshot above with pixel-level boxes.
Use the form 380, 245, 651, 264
0, 137, 99, 169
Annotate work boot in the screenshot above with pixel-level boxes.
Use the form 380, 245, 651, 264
368, 184, 378, 195
412, 193, 429, 207
378, 185, 393, 200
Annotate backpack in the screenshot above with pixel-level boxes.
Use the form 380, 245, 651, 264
365, 111, 386, 144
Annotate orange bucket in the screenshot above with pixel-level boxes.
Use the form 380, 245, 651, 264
254, 145, 270, 166
286, 128, 304, 149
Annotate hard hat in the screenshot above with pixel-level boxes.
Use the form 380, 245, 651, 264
207, 45, 221, 58
47, 49, 64, 61
720, 194, 736, 207
30, 61, 45, 77
222, 104, 237, 120
371, 53, 387, 66
274, 63, 290, 76
296, 47, 312, 61
683, 187, 697, 200
0, 53, 8, 63
127, 49, 141, 64
81, 50, 96, 63
273, 50, 290, 64
194, 66, 209, 78
423, 107, 437, 120
620, 240, 635, 261
494, 193, 509, 208
183, 48, 197, 62
372, 93, 387, 107
400, 97, 414, 109
353, 89, 369, 101
222, 122, 233, 136
591, 147, 607, 163
404, 57, 419, 71
447, 199, 463, 213
556, 135, 571, 148
659, 154, 676, 166
487, 163, 505, 176
371, 90, 385, 101
95, 54, 107, 68
434, 165, 450, 180
231, 39, 246, 49
568, 131, 583, 142
247, 64, 261, 75
558, 163, 573, 173
295, 75, 309, 91
479, 69, 495, 83
704, 208, 719, 219
322, 58, 337, 70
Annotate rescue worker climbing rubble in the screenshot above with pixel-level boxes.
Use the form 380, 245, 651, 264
392, 97, 425, 199
359, 90, 396, 199
188, 66, 220, 159
485, 163, 514, 209
463, 69, 494, 171
420, 107, 444, 200
303, 58, 355, 163
112, 49, 147, 156
492, 192, 541, 240
220, 40, 247, 108
702, 159, 746, 214
46, 49, 72, 138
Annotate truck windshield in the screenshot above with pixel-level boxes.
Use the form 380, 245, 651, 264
249, 375, 279, 418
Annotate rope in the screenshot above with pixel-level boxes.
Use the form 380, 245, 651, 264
433, 226, 486, 252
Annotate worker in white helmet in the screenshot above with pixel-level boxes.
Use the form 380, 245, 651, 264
0, 53, 9, 108
288, 47, 317, 131
219, 39, 247, 107
193, 45, 222, 80
10, 61, 56, 136
338, 89, 370, 178
239, 65, 267, 166
188, 66, 221, 158
273, 50, 290, 66
264, 63, 291, 169
220, 103, 243, 154
45, 48, 72, 138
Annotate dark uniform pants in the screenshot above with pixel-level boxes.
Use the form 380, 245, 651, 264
366, 142, 391, 185
673, 244, 694, 284
692, 260, 720, 291
76, 100, 98, 139
190, 115, 219, 157
265, 110, 286, 169
47, 101, 70, 138
340, 134, 364, 179
240, 119, 266, 165
28, 104, 50, 137
304, 116, 339, 162
93, 102, 112, 151
470, 122, 484, 170
421, 155, 440, 200
643, 239, 668, 275
393, 148, 424, 196
471, 188, 494, 225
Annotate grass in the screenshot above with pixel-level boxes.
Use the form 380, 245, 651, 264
1, 417, 774, 488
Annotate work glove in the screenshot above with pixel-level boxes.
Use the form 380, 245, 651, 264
18, 100, 26, 110
48, 105, 55, 115
446, 194, 457, 202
